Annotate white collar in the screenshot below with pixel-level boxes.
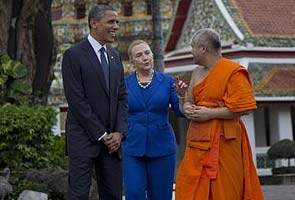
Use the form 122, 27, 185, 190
87, 34, 107, 52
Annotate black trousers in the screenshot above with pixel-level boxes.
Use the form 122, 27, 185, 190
67, 146, 122, 200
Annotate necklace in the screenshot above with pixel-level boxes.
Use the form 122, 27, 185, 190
136, 70, 154, 89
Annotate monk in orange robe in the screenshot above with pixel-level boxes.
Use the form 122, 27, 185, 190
175, 28, 264, 200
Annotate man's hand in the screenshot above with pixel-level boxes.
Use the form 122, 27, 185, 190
184, 104, 214, 122
183, 102, 198, 119
102, 132, 123, 154
188, 106, 214, 121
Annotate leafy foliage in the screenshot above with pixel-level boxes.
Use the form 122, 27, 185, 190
268, 139, 295, 161
0, 104, 57, 169
0, 55, 31, 104
49, 135, 68, 169
268, 139, 295, 174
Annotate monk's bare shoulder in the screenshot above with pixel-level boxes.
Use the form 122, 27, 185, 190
190, 65, 208, 85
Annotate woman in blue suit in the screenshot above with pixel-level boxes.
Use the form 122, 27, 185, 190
123, 40, 187, 200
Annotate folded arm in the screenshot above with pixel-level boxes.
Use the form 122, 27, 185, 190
185, 105, 251, 122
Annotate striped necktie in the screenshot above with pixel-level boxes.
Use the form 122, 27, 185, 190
99, 47, 109, 91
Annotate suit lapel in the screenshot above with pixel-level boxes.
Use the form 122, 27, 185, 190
81, 40, 109, 97
127, 73, 146, 109
145, 71, 163, 104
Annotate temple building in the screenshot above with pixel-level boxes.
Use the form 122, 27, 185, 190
50, 0, 295, 175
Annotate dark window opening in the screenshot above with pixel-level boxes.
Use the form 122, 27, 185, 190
75, 2, 86, 19
122, 2, 133, 16
146, 0, 152, 15
51, 6, 62, 20
97, 0, 109, 5
291, 107, 295, 140
264, 107, 271, 146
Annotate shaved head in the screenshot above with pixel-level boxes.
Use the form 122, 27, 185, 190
191, 28, 221, 53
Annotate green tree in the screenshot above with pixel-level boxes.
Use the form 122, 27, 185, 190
0, 0, 55, 104
151, 0, 164, 72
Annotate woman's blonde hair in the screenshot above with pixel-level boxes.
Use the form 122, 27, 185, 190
127, 40, 150, 61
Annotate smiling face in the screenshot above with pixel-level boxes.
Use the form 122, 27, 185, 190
90, 10, 119, 44
130, 42, 154, 72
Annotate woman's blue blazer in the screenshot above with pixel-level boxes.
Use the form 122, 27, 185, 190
123, 71, 183, 157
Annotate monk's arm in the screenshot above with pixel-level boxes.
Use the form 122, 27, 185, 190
208, 106, 250, 119
180, 69, 198, 115
189, 106, 252, 122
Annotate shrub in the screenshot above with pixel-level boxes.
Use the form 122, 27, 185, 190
268, 139, 295, 167
272, 166, 295, 175
268, 139, 295, 174
0, 104, 57, 169
49, 135, 68, 169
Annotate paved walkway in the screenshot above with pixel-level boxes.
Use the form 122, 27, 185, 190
262, 185, 295, 200
123, 185, 295, 200
169, 184, 295, 200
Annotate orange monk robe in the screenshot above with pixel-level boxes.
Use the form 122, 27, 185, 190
175, 58, 264, 200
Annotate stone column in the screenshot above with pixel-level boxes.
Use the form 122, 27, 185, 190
241, 112, 257, 166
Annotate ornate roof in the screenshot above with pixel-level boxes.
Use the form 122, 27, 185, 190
231, 0, 295, 37
224, 0, 295, 46
173, 0, 238, 50
167, 0, 295, 51
249, 64, 295, 96
165, 0, 191, 51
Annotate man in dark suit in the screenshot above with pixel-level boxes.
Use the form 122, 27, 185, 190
62, 5, 128, 200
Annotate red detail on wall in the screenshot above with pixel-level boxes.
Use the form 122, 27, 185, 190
165, 0, 191, 52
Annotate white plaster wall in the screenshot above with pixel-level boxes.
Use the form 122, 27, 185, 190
277, 107, 293, 140
269, 106, 293, 143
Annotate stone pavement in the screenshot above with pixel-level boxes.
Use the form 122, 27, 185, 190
123, 184, 295, 200
262, 185, 295, 200
169, 184, 295, 200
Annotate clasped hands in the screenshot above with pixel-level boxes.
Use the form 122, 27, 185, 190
102, 132, 123, 154
183, 103, 213, 122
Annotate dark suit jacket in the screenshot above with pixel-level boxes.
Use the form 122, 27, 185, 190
123, 72, 184, 157
62, 39, 128, 158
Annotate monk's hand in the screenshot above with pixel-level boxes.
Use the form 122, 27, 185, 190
183, 103, 198, 119
102, 132, 123, 154
174, 76, 188, 97
190, 106, 213, 121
